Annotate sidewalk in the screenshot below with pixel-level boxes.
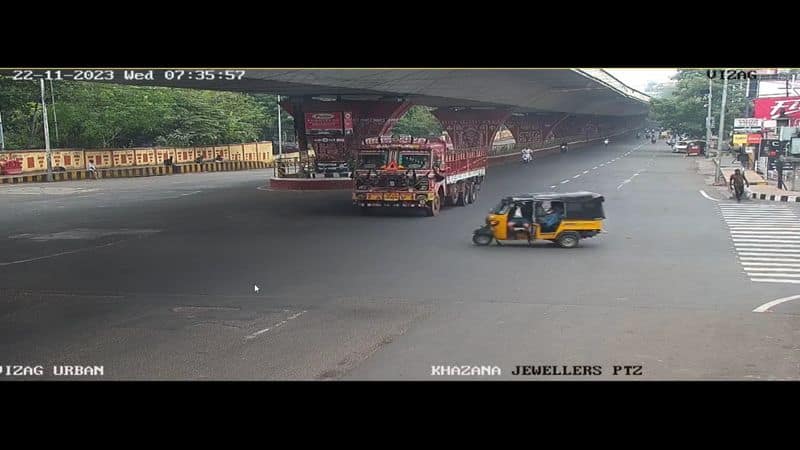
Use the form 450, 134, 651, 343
698, 157, 800, 202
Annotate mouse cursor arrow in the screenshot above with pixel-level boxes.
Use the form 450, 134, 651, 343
254, 284, 260, 293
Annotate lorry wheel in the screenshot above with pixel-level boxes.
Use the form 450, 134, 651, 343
425, 194, 441, 217
456, 187, 467, 206
556, 232, 580, 248
473, 233, 492, 246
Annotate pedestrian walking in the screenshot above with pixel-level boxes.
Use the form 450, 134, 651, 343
729, 169, 749, 202
775, 157, 787, 190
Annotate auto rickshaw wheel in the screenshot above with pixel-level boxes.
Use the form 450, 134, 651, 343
556, 231, 580, 248
472, 233, 492, 246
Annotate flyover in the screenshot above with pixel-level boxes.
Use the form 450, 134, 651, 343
5, 68, 650, 187
100, 68, 650, 116
106, 69, 650, 186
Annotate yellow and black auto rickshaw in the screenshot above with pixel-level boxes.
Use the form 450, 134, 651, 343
472, 192, 605, 248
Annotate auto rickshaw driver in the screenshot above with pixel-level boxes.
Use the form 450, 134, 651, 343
539, 202, 564, 232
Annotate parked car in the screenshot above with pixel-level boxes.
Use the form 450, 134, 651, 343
672, 140, 690, 153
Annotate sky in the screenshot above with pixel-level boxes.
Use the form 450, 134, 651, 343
604, 69, 678, 92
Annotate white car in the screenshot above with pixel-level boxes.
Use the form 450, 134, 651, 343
672, 140, 689, 153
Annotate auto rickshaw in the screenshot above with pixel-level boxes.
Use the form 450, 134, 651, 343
472, 192, 605, 248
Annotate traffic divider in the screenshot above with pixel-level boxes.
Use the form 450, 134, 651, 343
1, 161, 271, 185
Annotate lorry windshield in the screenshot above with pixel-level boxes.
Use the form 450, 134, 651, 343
399, 153, 430, 169
357, 152, 388, 169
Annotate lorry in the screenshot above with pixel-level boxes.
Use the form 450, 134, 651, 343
352, 135, 487, 216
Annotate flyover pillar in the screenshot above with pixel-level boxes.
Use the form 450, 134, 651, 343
272, 98, 411, 190
279, 98, 411, 163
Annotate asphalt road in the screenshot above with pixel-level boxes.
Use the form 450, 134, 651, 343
1, 138, 798, 380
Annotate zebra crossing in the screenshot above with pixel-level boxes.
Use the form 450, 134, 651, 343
719, 203, 800, 284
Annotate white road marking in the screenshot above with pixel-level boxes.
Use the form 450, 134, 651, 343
734, 240, 800, 245
740, 257, 800, 262
750, 279, 800, 284
600, 163, 605, 167
719, 203, 800, 284
0, 240, 128, 267
593, 166, 598, 170
741, 262, 800, 267
746, 273, 800, 278
244, 310, 307, 340
729, 228, 800, 231
550, 185, 557, 189
179, 190, 202, 197
561, 180, 570, 184
738, 251, 800, 257
700, 190, 720, 201
573, 174, 580, 179
735, 243, 800, 248
754, 295, 800, 312
583, 170, 589, 174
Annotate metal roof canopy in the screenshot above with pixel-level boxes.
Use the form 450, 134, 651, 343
39, 69, 649, 117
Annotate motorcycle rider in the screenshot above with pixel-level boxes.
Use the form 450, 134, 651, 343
603, 138, 609, 147
521, 147, 533, 163
560, 142, 568, 153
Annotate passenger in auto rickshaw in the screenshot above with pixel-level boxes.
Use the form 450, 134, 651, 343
507, 203, 532, 239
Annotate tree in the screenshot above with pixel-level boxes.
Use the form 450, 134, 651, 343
392, 106, 442, 136
650, 70, 749, 140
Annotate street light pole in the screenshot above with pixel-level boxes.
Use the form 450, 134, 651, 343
705, 78, 713, 159
715, 72, 729, 183
49, 79, 59, 147
0, 110, 5, 151
277, 94, 283, 156
40, 79, 53, 182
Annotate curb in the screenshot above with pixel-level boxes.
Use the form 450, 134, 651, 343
750, 192, 800, 202
1, 161, 270, 185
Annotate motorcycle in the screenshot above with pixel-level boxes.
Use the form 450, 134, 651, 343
560, 144, 568, 153
522, 152, 532, 164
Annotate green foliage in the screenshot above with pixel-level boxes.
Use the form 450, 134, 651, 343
0, 77, 277, 149
0, 77, 446, 150
392, 106, 442, 137
650, 70, 749, 139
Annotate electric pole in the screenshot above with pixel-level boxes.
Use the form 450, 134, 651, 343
715, 72, 729, 183
705, 78, 713, 159
40, 79, 53, 182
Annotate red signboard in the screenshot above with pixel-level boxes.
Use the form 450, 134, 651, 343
753, 96, 800, 126
305, 112, 344, 134
746, 134, 762, 144
343, 111, 353, 134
